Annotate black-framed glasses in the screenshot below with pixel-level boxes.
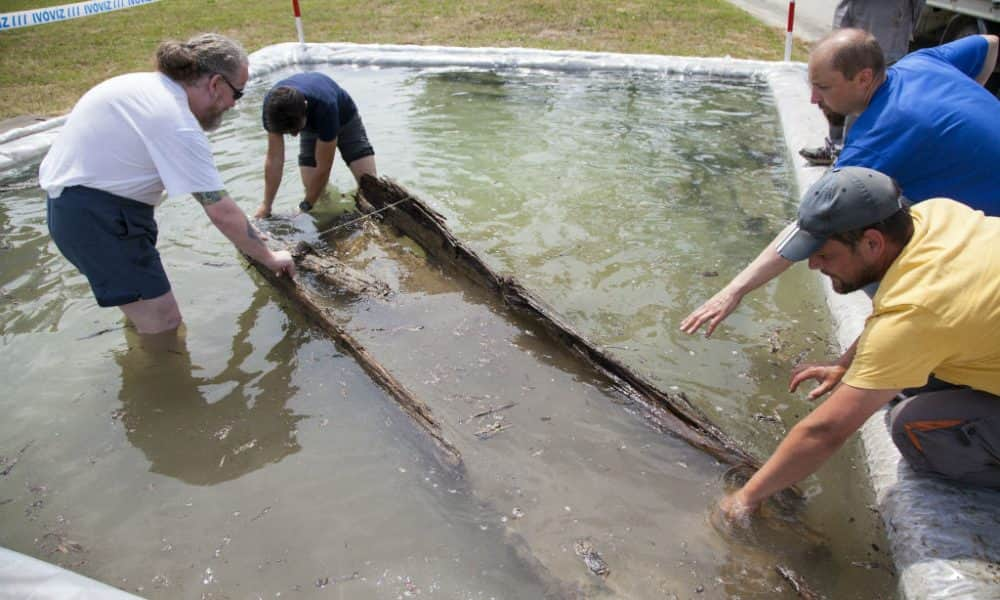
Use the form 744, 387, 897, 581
215, 72, 244, 101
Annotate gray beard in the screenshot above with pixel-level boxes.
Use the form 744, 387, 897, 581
198, 111, 223, 132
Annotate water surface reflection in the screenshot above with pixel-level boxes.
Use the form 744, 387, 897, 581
0, 64, 897, 598
116, 289, 303, 485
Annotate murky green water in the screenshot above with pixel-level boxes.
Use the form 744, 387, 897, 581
0, 64, 895, 598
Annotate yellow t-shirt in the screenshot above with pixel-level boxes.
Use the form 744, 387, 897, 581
844, 199, 1000, 395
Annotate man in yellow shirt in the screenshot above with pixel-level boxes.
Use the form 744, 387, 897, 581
721, 166, 1000, 523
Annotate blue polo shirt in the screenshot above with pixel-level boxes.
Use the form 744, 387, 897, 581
836, 35, 1000, 216
266, 72, 358, 142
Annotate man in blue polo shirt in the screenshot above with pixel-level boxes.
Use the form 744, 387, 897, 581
833, 31, 999, 206
799, 0, 926, 165
255, 72, 377, 218
680, 30, 999, 338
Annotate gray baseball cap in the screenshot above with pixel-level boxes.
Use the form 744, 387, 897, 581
777, 166, 907, 262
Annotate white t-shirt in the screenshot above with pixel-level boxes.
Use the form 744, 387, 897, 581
39, 72, 224, 206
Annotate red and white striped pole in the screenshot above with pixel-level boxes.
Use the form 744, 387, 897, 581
784, 1, 795, 61
291, 0, 305, 44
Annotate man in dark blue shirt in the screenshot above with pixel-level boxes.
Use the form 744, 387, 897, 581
256, 72, 377, 217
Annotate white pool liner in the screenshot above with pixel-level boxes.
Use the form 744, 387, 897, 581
1, 42, 996, 600
0, 545, 144, 599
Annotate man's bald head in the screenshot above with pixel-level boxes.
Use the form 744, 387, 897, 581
811, 28, 886, 81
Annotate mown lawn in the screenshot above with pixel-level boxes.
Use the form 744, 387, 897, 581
0, 0, 809, 119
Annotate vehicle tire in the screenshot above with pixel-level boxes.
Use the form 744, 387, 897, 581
940, 16, 982, 44
940, 17, 999, 97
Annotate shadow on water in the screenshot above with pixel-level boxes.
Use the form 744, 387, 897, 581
114, 289, 304, 486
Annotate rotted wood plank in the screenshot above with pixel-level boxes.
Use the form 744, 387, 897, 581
244, 242, 461, 470
358, 174, 761, 469
291, 241, 391, 298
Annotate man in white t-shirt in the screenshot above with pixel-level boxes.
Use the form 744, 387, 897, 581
39, 33, 295, 335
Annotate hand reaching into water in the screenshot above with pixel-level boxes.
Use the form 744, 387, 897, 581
714, 491, 758, 535
789, 363, 847, 400
680, 236, 797, 337
680, 286, 744, 337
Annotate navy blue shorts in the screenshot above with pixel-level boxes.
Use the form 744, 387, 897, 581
298, 113, 375, 167
47, 186, 170, 307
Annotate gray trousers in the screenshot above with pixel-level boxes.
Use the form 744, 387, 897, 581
834, 0, 926, 64
889, 386, 1000, 488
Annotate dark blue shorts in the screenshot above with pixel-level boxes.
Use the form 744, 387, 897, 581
47, 186, 170, 307
298, 113, 375, 168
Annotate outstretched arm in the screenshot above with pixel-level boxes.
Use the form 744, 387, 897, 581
680, 223, 796, 337
194, 190, 296, 276
302, 138, 337, 207
976, 34, 999, 85
257, 133, 286, 218
720, 383, 897, 523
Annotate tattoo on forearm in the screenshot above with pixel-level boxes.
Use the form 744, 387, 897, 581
247, 222, 264, 245
193, 189, 227, 206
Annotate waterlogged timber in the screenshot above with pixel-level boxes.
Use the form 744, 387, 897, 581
358, 175, 765, 471
293, 240, 391, 298
243, 239, 462, 471
245, 177, 825, 598
248, 175, 766, 471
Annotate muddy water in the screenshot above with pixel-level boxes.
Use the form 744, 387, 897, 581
0, 65, 895, 598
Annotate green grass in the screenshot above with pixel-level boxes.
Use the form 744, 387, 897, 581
0, 0, 810, 119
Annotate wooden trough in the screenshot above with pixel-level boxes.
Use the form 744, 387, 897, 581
243, 177, 825, 598
246, 176, 767, 472
245, 239, 462, 470
357, 175, 762, 470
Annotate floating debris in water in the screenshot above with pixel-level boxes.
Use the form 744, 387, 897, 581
851, 560, 888, 571
1, 440, 33, 477
766, 327, 787, 354
213, 536, 231, 558
233, 439, 257, 454
76, 326, 123, 340
41, 532, 84, 555
774, 565, 823, 600
474, 422, 511, 439
752, 412, 783, 424
461, 402, 516, 424
574, 539, 610, 578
